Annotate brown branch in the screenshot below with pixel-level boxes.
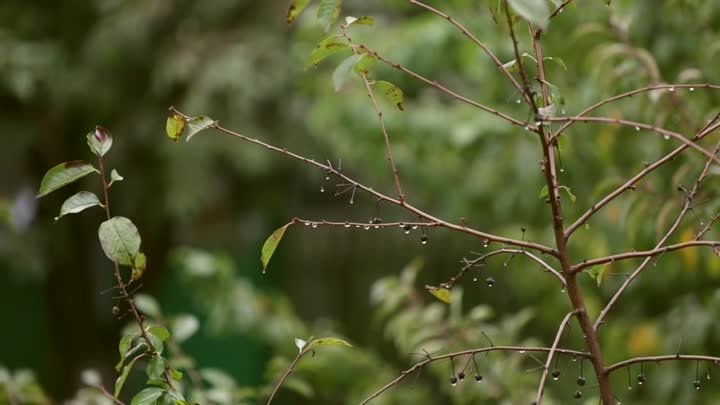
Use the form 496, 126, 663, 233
572, 240, 720, 273
442, 248, 565, 289
342, 25, 405, 202
605, 354, 720, 374
565, 119, 720, 237
356, 45, 528, 128
549, 0, 574, 19
295, 218, 435, 229
408, 0, 527, 99
551, 83, 720, 139
504, 2, 537, 110
696, 212, 720, 240
266, 348, 307, 405
360, 346, 591, 405
95, 385, 127, 405
546, 116, 720, 166
535, 310, 579, 405
593, 137, 720, 331
170, 107, 558, 256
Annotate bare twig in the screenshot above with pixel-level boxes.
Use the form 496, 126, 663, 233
535, 310, 579, 405
605, 354, 720, 374
549, 0, 574, 19
95, 385, 127, 405
360, 346, 591, 405
267, 348, 307, 405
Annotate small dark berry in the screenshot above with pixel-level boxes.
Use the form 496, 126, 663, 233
693, 379, 701, 390
573, 390, 583, 399
486, 276, 495, 287
449, 376, 458, 385
576, 376, 586, 386
373, 218, 382, 224
458, 372, 465, 380
404, 224, 412, 231
474, 373, 483, 382
420, 235, 428, 244
112, 306, 120, 317
551, 369, 560, 380
637, 373, 647, 384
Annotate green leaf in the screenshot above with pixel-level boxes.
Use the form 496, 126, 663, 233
317, 0, 342, 32
166, 112, 186, 143
37, 161, 99, 198
147, 325, 170, 342
261, 223, 292, 273
287, 0, 313, 25
169, 368, 183, 381
426, 286, 451, 304
146, 355, 166, 381
132, 252, 147, 282
171, 314, 199, 343
116, 342, 148, 371
134, 294, 161, 318
185, 116, 216, 143
309, 36, 348, 67
87, 126, 113, 157
98, 216, 141, 266
115, 354, 142, 398
372, 80, 404, 111
306, 337, 352, 350
344, 16, 374, 27
507, 0, 550, 30
295, 338, 307, 352
332, 55, 361, 92
543, 56, 567, 70
109, 169, 124, 186
119, 335, 135, 358
559, 185, 576, 203
54, 191, 102, 221
353, 54, 376, 75
131, 387, 165, 405
539, 185, 549, 199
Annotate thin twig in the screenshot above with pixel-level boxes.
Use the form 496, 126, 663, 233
605, 354, 720, 374
360, 346, 591, 405
549, 0, 574, 19
95, 385, 127, 405
266, 349, 307, 405
535, 310, 579, 405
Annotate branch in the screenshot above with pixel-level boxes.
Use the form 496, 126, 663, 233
442, 248, 565, 289
593, 137, 720, 331
504, 2, 536, 109
572, 240, 720, 273
95, 385, 127, 405
565, 118, 720, 237
546, 116, 720, 166
408, 0, 527, 99
342, 25, 405, 202
360, 346, 591, 405
266, 348, 308, 405
549, 0, 574, 19
535, 310, 579, 405
356, 45, 527, 127
551, 83, 720, 139
605, 354, 720, 374
170, 108, 558, 256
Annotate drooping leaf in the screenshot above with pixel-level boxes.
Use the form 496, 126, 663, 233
345, 16, 374, 27
317, 0, 342, 32
185, 116, 216, 143
115, 354, 142, 398
306, 337, 352, 350
133, 294, 161, 318
426, 286, 451, 304
37, 161, 99, 198
54, 191, 102, 221
559, 185, 576, 203
166, 112, 186, 143
538, 185, 549, 199
372, 80, 404, 111
131, 387, 165, 405
544, 56, 567, 70
295, 338, 307, 352
169, 368, 183, 381
118, 335, 135, 359
131, 252, 147, 281
98, 216, 141, 266
507, 0, 550, 30
287, 0, 313, 25
309, 36, 348, 67
261, 223, 292, 273
146, 355, 166, 381
332, 55, 362, 92
353, 54, 377, 75
171, 314, 199, 343
109, 169, 124, 186
87, 126, 113, 157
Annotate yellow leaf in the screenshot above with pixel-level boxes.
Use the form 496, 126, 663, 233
166, 112, 186, 143
426, 286, 451, 304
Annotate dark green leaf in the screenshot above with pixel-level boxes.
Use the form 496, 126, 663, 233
131, 387, 165, 405
166, 112, 186, 143
98, 216, 141, 266
372, 80, 404, 111
87, 126, 113, 157
287, 0, 313, 25
115, 354, 142, 398
317, 0, 342, 32
508, 0, 550, 30
54, 191, 102, 221
146, 355, 166, 381
261, 223, 292, 273
332, 55, 361, 92
37, 161, 99, 198
185, 116, 216, 143
309, 36, 348, 67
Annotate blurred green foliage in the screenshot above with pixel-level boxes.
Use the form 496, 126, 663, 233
2, 0, 720, 404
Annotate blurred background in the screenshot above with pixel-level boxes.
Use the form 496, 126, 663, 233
2, 0, 720, 404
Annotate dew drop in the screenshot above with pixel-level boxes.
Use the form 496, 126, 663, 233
304, 222, 311, 226
473, 277, 478, 282
412, 225, 418, 230
519, 350, 526, 354
552, 370, 560, 380
516, 99, 521, 104
635, 126, 640, 131
664, 134, 670, 140
669, 87, 675, 92
560, 167, 565, 173
690, 87, 695, 92
404, 229, 411, 235
421, 235, 429, 244
312, 224, 318, 228
344, 222, 351, 228
364, 226, 370, 230
559, 7, 564, 13
524, 126, 530, 131
486, 276, 495, 287
398, 223, 405, 228
320, 186, 325, 193
325, 175, 330, 181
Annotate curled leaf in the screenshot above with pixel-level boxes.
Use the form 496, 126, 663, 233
307, 337, 352, 350
166, 112, 186, 143
426, 286, 451, 304
87, 126, 113, 157
261, 223, 292, 273
372, 80, 404, 111
185, 116, 216, 142
55, 191, 102, 221
287, 0, 312, 25
109, 169, 124, 186
37, 161, 99, 198
317, 0, 342, 32
131, 252, 147, 281
345, 16, 374, 27
295, 338, 307, 352
309, 36, 348, 67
